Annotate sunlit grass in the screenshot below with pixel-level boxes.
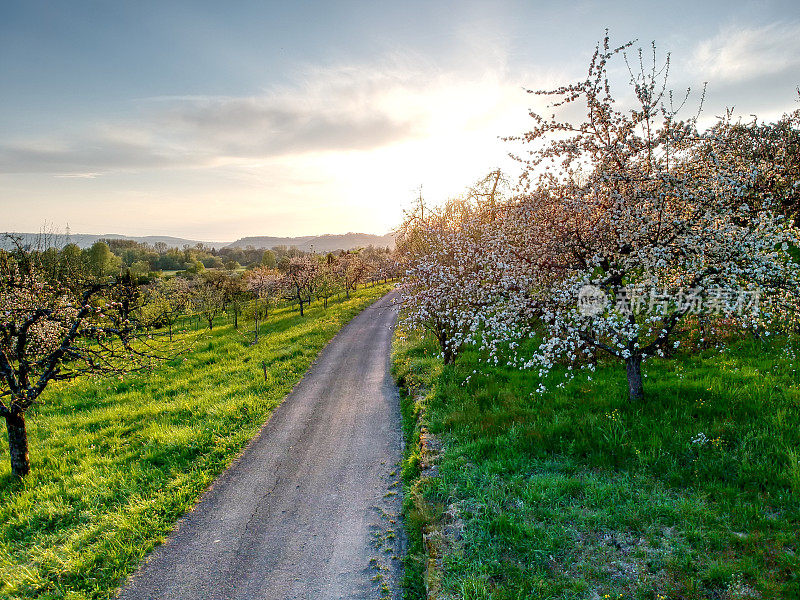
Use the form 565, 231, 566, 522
0, 284, 391, 600
393, 330, 800, 600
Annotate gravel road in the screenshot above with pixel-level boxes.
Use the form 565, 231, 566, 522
118, 290, 404, 600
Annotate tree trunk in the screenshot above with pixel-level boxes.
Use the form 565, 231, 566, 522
299, 299, 304, 317
254, 310, 259, 344
625, 355, 644, 402
6, 412, 30, 477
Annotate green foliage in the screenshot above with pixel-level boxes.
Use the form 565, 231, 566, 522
201, 256, 224, 269
0, 284, 391, 599
86, 242, 121, 277
59, 244, 85, 275
184, 260, 205, 274
128, 260, 151, 277
261, 250, 277, 269
393, 329, 800, 599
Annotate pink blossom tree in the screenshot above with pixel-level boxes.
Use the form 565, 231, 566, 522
396, 38, 800, 401
479, 37, 800, 400
335, 252, 369, 299
243, 266, 281, 343
398, 178, 508, 364
281, 257, 319, 317
0, 238, 173, 477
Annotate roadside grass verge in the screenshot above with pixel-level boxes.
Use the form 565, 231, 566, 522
392, 329, 800, 599
0, 284, 391, 600
392, 329, 443, 599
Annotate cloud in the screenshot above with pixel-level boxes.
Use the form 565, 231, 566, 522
156, 90, 423, 158
691, 21, 800, 83
0, 63, 437, 176
0, 38, 551, 178
0, 133, 208, 175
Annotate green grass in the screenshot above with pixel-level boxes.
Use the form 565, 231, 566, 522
0, 284, 391, 600
392, 329, 800, 600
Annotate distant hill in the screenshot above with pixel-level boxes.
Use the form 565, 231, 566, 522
0, 231, 394, 252
0, 232, 230, 250
226, 232, 395, 252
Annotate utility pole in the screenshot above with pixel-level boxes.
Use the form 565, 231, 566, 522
416, 185, 424, 225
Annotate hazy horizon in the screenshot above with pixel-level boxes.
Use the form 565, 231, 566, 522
5, 227, 396, 239
2, 0, 799, 239
3, 228, 397, 246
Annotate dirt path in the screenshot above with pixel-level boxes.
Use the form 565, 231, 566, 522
118, 291, 404, 600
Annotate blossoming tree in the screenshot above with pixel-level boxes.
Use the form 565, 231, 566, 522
282, 257, 319, 317
398, 177, 510, 364
243, 266, 281, 343
0, 238, 172, 477
335, 252, 369, 299
483, 37, 800, 400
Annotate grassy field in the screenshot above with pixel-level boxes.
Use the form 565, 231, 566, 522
393, 329, 800, 600
0, 284, 391, 600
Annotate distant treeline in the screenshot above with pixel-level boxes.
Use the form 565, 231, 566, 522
56, 237, 395, 277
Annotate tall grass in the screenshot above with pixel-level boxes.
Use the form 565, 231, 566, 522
0, 284, 391, 600
393, 330, 800, 599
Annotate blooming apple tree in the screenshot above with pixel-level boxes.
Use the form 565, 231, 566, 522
243, 266, 281, 342
0, 238, 174, 477
475, 37, 800, 400
397, 37, 800, 401
281, 257, 319, 317
398, 178, 510, 364
335, 252, 369, 299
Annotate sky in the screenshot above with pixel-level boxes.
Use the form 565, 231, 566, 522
1, 0, 799, 241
